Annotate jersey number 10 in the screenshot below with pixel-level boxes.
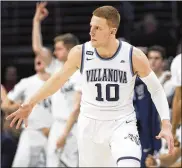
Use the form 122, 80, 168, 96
95, 83, 119, 101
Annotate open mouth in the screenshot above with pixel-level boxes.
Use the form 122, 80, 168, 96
36, 61, 41, 66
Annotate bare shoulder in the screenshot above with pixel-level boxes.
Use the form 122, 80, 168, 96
132, 47, 151, 77
132, 47, 147, 60
67, 44, 83, 68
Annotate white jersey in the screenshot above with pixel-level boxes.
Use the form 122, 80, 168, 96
45, 58, 81, 120
170, 54, 181, 87
80, 40, 136, 120
8, 74, 53, 129
158, 71, 171, 85
45, 57, 62, 75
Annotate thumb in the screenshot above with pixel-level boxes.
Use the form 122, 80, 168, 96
156, 133, 162, 139
156, 134, 162, 139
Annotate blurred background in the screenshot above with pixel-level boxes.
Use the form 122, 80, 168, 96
1, 1, 181, 168
1, 1, 181, 84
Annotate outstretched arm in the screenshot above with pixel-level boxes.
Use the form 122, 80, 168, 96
32, 2, 52, 65
132, 47, 174, 154
6, 45, 82, 128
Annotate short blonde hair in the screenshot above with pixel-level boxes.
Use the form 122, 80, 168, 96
93, 6, 120, 29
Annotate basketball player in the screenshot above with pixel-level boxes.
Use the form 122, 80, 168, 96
4, 55, 53, 167
7, 6, 174, 167
32, 2, 80, 167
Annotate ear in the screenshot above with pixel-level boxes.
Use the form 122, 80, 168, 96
110, 28, 117, 35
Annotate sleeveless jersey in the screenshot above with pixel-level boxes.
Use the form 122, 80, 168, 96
8, 74, 53, 129
80, 40, 136, 120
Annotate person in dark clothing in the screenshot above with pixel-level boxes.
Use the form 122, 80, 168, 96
130, 13, 177, 56
134, 77, 162, 167
1, 123, 19, 168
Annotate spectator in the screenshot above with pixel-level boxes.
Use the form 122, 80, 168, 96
3, 66, 18, 92
147, 46, 171, 86
131, 13, 176, 56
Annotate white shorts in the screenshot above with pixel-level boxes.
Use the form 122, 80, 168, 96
77, 113, 142, 167
46, 120, 78, 167
12, 129, 47, 167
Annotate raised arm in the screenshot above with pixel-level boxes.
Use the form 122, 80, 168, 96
132, 47, 174, 154
6, 45, 82, 128
32, 2, 52, 65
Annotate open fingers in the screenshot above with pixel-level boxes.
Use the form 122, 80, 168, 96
40, 1, 47, 8
6, 112, 17, 120
16, 118, 23, 129
24, 118, 28, 128
10, 116, 19, 128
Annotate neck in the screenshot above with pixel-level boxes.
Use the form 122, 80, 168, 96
37, 71, 50, 81
96, 38, 119, 58
155, 69, 163, 78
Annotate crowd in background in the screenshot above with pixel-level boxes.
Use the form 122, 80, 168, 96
1, 1, 181, 168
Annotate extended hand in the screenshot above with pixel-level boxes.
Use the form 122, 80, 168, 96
6, 103, 34, 129
156, 121, 174, 154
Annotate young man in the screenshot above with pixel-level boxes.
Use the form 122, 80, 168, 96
4, 56, 53, 167
32, 2, 80, 167
7, 5, 174, 167
147, 46, 171, 85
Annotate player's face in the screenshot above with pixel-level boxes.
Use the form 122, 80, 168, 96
148, 51, 163, 72
89, 16, 112, 48
34, 56, 45, 72
54, 41, 69, 62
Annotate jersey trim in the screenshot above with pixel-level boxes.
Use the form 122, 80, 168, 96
80, 44, 85, 73
94, 40, 122, 60
129, 46, 134, 76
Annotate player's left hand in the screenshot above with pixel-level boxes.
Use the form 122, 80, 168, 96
156, 120, 174, 155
